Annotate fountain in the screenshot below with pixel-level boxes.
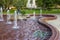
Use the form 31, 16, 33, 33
17, 9, 22, 19
31, 11, 36, 20
40, 8, 42, 17
0, 1, 60, 40
6, 10, 12, 24
0, 13, 60, 40
0, 7, 4, 21
40, 7, 43, 18
12, 11, 19, 29
18, 13, 24, 20
26, 0, 37, 20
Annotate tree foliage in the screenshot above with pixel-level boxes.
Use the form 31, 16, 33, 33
0, 0, 14, 8
36, 0, 60, 9
36, 0, 43, 7
36, 0, 54, 9
13, 0, 27, 9
0, 0, 27, 11
0, 0, 60, 10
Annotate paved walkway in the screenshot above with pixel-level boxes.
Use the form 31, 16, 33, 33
46, 14, 60, 31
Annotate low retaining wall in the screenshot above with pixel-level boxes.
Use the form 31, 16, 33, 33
38, 14, 60, 40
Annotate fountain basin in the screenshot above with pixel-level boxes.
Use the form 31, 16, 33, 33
30, 14, 57, 20
0, 15, 60, 40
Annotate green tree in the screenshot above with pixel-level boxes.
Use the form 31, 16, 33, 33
36, 0, 54, 9
57, 0, 60, 5
13, 0, 27, 15
36, 0, 43, 7
43, 0, 54, 9
13, 0, 27, 9
0, 0, 16, 11
0, 0, 3, 6
54, 0, 60, 8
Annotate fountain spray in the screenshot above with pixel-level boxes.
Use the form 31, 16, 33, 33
40, 7, 43, 18
6, 10, 12, 24
31, 11, 36, 20
12, 11, 19, 29
0, 7, 4, 21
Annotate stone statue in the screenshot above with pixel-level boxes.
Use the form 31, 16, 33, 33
26, 0, 37, 8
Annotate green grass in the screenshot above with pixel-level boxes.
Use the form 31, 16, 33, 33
3, 9, 60, 14
3, 9, 15, 14
23, 9, 60, 14
43, 9, 60, 14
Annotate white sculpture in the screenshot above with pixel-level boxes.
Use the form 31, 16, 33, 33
32, 0, 37, 8
26, 0, 37, 8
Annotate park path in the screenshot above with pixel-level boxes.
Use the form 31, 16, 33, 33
46, 14, 60, 31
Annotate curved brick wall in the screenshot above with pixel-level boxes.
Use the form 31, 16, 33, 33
38, 15, 60, 40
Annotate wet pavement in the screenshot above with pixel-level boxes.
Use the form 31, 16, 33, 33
0, 15, 52, 40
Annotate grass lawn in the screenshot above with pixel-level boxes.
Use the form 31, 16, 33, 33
3, 9, 60, 14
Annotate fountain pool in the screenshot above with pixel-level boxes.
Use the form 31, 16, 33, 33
0, 15, 60, 40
